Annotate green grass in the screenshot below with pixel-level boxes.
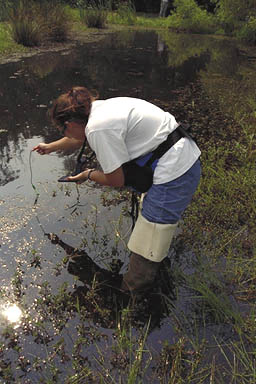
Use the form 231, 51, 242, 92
0, 23, 28, 55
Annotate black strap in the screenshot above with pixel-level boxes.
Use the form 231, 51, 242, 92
146, 124, 191, 167
74, 139, 96, 175
130, 192, 139, 229
76, 138, 87, 163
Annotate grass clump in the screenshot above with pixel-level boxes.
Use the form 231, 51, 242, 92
8, 0, 72, 47
9, 0, 44, 47
79, 0, 108, 29
41, 3, 71, 42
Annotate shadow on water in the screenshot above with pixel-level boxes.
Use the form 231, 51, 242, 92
0, 29, 255, 382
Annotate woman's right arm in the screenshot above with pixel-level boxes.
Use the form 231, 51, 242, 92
33, 137, 83, 155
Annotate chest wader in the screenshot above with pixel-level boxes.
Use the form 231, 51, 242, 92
121, 125, 195, 294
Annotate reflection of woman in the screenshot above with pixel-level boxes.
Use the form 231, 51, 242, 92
33, 86, 201, 294
48, 232, 176, 331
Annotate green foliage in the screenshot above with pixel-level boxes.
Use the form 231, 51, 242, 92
168, 0, 217, 34
236, 16, 256, 44
116, 0, 136, 25
214, 0, 256, 35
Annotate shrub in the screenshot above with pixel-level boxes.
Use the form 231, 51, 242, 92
236, 16, 256, 44
214, 0, 256, 35
168, 0, 217, 34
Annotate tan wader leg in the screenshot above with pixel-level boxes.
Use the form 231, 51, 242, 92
122, 213, 178, 294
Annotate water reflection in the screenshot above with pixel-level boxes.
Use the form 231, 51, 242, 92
48, 232, 176, 332
1, 303, 22, 325
0, 30, 249, 188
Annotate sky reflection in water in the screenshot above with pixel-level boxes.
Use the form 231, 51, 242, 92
1, 303, 23, 326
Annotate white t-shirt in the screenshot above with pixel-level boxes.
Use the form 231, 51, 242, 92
85, 97, 201, 184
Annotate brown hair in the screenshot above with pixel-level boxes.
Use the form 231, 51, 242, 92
50, 86, 96, 128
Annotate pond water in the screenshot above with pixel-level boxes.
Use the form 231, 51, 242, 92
0, 29, 255, 383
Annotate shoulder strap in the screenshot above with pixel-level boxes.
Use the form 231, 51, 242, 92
146, 123, 191, 167
76, 138, 87, 163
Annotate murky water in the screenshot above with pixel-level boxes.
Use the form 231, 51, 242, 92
0, 29, 255, 382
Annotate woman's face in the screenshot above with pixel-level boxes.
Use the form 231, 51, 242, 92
61, 121, 86, 141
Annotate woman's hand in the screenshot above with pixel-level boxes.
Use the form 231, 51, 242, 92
33, 137, 83, 155
66, 170, 91, 184
67, 167, 125, 187
33, 143, 52, 155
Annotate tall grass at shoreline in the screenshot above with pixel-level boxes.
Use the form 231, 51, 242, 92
79, 0, 108, 29
8, 0, 71, 47
9, 0, 43, 46
1, 0, 255, 51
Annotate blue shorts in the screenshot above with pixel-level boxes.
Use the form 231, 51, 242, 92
141, 159, 201, 224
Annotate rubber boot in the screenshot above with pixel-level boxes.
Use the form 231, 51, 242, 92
121, 252, 160, 295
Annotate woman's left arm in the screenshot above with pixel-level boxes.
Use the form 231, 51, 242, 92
67, 167, 125, 187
